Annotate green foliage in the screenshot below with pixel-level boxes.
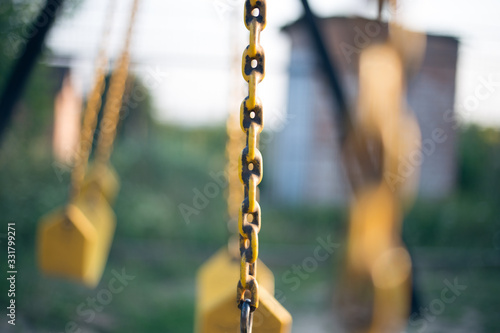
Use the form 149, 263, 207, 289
0, 0, 83, 143
0, 116, 499, 331
457, 125, 500, 202
403, 125, 500, 249
0, 6, 498, 327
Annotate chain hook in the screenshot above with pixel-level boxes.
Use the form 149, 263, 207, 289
239, 299, 254, 333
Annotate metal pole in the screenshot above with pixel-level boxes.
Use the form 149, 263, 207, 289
0, 0, 66, 141
299, 0, 352, 143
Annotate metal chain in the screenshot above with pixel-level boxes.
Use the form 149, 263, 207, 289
359, 43, 417, 332
339, 3, 423, 330
94, 0, 140, 166
240, 299, 254, 333
237, 0, 267, 325
70, 0, 117, 201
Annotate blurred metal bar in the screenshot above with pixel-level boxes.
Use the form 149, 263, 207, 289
299, 0, 381, 195
298, 0, 352, 143
0, 0, 66, 141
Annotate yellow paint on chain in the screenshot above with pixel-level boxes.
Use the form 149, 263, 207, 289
237, 0, 268, 310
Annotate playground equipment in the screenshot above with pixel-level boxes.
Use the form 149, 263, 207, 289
36, 0, 140, 287
30, 0, 427, 331
336, 2, 426, 332
195, 1, 292, 332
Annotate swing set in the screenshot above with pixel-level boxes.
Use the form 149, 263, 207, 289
32, 0, 426, 332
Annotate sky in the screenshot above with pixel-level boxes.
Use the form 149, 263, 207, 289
46, 0, 500, 128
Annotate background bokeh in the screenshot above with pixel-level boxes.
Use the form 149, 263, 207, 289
0, 0, 499, 332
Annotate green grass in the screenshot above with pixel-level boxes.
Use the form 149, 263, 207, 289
0, 124, 499, 332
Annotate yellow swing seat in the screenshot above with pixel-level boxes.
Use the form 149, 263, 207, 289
195, 248, 292, 333
81, 163, 120, 204
37, 190, 116, 287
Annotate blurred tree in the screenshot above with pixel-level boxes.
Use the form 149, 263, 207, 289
119, 75, 154, 141
0, 0, 82, 143
458, 125, 500, 202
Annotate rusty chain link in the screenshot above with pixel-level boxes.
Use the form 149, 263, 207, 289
237, 0, 266, 321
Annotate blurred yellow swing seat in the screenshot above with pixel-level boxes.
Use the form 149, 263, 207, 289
36, 0, 139, 288
195, 248, 292, 333
37, 189, 116, 287
81, 163, 120, 204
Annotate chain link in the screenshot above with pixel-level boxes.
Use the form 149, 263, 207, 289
237, 0, 267, 317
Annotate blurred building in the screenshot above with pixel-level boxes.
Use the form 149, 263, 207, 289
47, 55, 153, 165
50, 64, 82, 165
266, 16, 459, 206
